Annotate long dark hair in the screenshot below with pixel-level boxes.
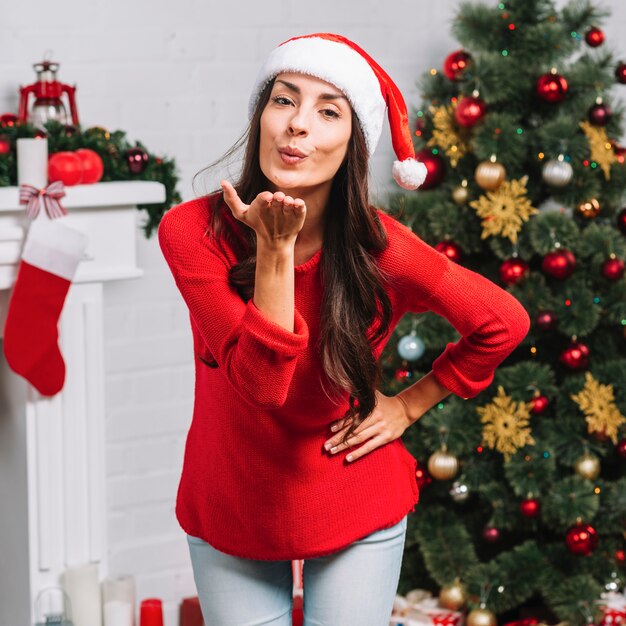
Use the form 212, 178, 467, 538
192, 76, 393, 446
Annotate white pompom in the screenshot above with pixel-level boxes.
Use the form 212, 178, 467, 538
392, 158, 428, 190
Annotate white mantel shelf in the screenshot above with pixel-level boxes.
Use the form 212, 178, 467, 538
0, 179, 166, 626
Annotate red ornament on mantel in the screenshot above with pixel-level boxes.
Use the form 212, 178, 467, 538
565, 522, 598, 556
0, 113, 19, 128
435, 241, 463, 263
414, 149, 446, 189
125, 147, 149, 175
520, 497, 541, 518
601, 257, 625, 281
542, 249, 576, 279
535, 310, 557, 331
559, 341, 589, 370
48, 151, 83, 186
444, 50, 474, 81
585, 27, 605, 47
536, 72, 568, 103
455, 95, 487, 128
499, 257, 529, 285
75, 148, 104, 184
0, 135, 10, 155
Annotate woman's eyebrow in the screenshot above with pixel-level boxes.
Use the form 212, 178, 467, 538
275, 79, 348, 101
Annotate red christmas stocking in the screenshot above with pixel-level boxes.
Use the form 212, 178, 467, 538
3, 217, 87, 396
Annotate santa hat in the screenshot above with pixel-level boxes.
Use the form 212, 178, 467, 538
248, 33, 427, 190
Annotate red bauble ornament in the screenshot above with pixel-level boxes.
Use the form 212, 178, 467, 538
443, 50, 473, 81
565, 522, 598, 555
482, 526, 500, 543
618, 208, 626, 234
614, 144, 626, 165
415, 461, 433, 489
559, 341, 589, 370
435, 241, 462, 263
0, 113, 18, 128
541, 249, 576, 279
535, 310, 557, 331
125, 148, 149, 174
520, 497, 541, 518
0, 135, 10, 156
585, 27, 605, 47
414, 149, 446, 189
616, 439, 626, 460
530, 394, 549, 415
455, 95, 487, 127
75, 148, 104, 184
394, 368, 413, 382
588, 102, 612, 126
601, 257, 625, 281
536, 72, 568, 103
616, 549, 626, 564
499, 257, 529, 285
48, 151, 83, 186
616, 62, 626, 84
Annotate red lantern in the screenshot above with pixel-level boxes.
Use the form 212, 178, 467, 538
75, 148, 104, 184
499, 258, 529, 285
565, 522, 598, 556
455, 95, 487, 127
559, 341, 589, 370
443, 50, 473, 81
520, 497, 541, 518
530, 394, 549, 415
601, 257, 625, 281
536, 72, 568, 103
542, 249, 576, 279
414, 149, 446, 190
435, 241, 462, 263
535, 310, 557, 331
585, 27, 605, 47
48, 151, 83, 186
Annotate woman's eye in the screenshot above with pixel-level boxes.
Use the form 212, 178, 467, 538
322, 109, 339, 118
273, 96, 292, 105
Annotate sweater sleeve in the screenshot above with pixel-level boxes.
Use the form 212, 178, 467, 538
158, 205, 309, 409
381, 211, 530, 399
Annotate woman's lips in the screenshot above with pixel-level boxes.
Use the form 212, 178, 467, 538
279, 150, 307, 165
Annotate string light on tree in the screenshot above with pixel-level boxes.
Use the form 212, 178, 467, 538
574, 452, 601, 480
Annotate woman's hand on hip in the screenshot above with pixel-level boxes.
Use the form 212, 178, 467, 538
221, 179, 306, 248
323, 390, 416, 463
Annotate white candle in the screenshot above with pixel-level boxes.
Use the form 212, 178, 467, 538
16, 136, 48, 188
62, 562, 102, 626
104, 600, 133, 626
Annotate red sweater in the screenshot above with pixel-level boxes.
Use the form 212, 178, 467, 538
158, 192, 530, 561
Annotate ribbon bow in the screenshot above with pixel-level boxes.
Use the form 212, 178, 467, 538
19, 181, 68, 219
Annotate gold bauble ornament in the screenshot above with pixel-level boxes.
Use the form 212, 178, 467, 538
574, 452, 601, 480
475, 159, 506, 190
467, 607, 497, 626
452, 183, 469, 205
84, 126, 111, 141
439, 579, 467, 610
427, 445, 459, 480
577, 198, 601, 219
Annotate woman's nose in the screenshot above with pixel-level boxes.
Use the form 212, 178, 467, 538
288, 111, 309, 135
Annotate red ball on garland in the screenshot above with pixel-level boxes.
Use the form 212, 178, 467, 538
443, 50, 473, 81
616, 62, 626, 84
530, 394, 550, 415
559, 341, 589, 370
520, 497, 541, 518
415, 461, 433, 489
536, 72, 568, 103
499, 257, 529, 285
125, 147, 149, 175
565, 522, 598, 555
414, 149, 446, 190
585, 27, 605, 47
535, 310, 557, 331
617, 439, 626, 460
0, 113, 18, 128
482, 526, 501, 543
588, 102, 612, 126
64, 124, 78, 137
601, 257, 625, 281
455, 95, 487, 127
48, 151, 83, 186
542, 249, 576, 279
435, 241, 463, 263
618, 208, 626, 234
75, 148, 104, 184
0, 135, 10, 156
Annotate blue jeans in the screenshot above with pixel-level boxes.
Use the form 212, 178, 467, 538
186, 515, 408, 626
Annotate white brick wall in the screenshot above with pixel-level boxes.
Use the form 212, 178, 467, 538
3, 1, 626, 624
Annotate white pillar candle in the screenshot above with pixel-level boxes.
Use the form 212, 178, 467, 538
16, 136, 48, 188
104, 600, 133, 626
62, 562, 102, 626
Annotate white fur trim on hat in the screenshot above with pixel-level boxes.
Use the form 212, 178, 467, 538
392, 158, 428, 190
248, 37, 386, 156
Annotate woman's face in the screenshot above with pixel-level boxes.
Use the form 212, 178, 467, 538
259, 72, 353, 198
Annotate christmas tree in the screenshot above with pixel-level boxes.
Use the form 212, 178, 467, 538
381, 1, 626, 625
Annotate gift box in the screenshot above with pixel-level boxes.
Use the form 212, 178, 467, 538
390, 589, 465, 626
598, 591, 626, 626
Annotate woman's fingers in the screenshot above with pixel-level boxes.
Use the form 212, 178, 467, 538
220, 180, 249, 220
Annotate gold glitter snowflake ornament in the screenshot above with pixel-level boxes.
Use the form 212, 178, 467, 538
469, 176, 539, 243
427, 103, 471, 167
570, 372, 626, 444
477, 386, 535, 460
579, 120, 618, 181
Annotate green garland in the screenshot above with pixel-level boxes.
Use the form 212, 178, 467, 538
0, 119, 181, 238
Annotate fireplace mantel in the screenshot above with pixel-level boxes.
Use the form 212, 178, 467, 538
0, 181, 166, 626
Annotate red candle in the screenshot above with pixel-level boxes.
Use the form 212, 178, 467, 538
140, 598, 164, 626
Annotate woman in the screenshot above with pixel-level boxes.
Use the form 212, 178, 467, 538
158, 33, 530, 626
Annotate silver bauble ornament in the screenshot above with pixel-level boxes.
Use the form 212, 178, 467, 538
449, 480, 470, 502
397, 332, 426, 361
542, 156, 573, 187
574, 452, 600, 480
537, 197, 573, 217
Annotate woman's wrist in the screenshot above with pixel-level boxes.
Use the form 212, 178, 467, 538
395, 370, 452, 425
